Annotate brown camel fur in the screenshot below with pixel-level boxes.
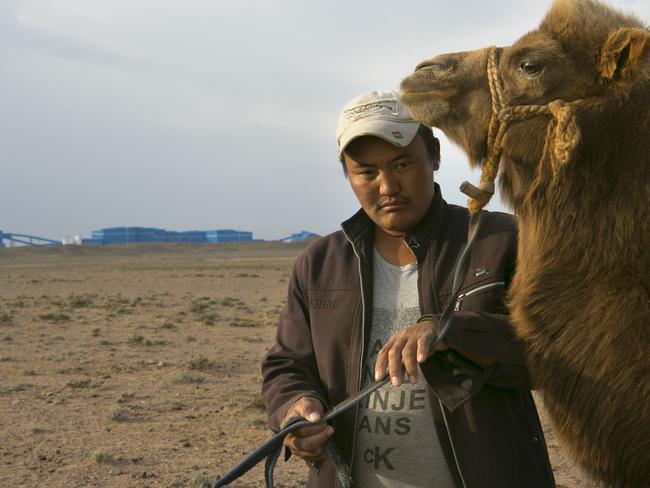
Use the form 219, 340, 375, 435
400, 1, 650, 487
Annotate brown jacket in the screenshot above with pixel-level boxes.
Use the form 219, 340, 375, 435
262, 186, 555, 488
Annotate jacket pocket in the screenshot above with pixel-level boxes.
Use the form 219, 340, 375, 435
453, 281, 505, 312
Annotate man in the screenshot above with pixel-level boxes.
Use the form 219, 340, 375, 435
261, 91, 555, 487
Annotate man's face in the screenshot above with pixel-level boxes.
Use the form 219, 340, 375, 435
343, 134, 437, 237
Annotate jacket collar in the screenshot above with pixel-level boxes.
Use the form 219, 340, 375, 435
340, 182, 447, 255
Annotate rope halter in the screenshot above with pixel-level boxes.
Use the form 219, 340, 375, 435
462, 46, 552, 215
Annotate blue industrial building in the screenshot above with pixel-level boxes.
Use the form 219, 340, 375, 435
206, 229, 253, 243
1, 227, 318, 248
82, 227, 253, 245
88, 227, 168, 244
166, 230, 206, 244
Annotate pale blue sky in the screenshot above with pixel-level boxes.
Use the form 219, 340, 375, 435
1, 0, 648, 240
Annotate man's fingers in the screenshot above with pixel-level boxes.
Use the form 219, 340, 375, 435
402, 340, 419, 384
283, 425, 334, 460
416, 331, 435, 363
376, 322, 440, 387
291, 422, 329, 438
293, 425, 334, 452
284, 433, 324, 460
375, 339, 394, 381
280, 396, 333, 461
388, 337, 407, 386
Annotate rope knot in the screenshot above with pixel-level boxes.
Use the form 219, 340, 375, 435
547, 100, 580, 176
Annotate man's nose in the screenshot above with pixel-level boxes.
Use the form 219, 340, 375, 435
378, 171, 400, 196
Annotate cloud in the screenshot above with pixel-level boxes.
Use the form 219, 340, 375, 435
1, 0, 648, 239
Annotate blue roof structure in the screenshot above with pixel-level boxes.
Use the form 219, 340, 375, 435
85, 227, 253, 245
279, 231, 320, 242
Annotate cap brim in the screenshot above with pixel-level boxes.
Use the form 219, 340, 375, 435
337, 120, 420, 158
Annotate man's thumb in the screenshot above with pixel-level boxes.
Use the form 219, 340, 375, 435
299, 397, 322, 422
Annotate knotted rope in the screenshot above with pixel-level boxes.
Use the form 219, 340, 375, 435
463, 46, 553, 214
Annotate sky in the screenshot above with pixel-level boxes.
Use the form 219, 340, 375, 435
1, 0, 648, 241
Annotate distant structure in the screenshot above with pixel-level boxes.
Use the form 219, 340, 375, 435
279, 230, 321, 242
62, 235, 82, 246
82, 227, 253, 245
206, 229, 254, 244
0, 230, 61, 248
0, 227, 319, 248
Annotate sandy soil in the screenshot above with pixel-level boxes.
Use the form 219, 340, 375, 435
0, 243, 594, 488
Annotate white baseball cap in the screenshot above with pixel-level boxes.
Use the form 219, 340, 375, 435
336, 90, 421, 158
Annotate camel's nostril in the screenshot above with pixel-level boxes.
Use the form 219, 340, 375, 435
415, 60, 434, 71
415, 58, 457, 73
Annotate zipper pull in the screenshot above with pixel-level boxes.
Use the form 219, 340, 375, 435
454, 294, 464, 311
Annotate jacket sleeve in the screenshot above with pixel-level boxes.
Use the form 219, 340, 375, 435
419, 310, 532, 411
444, 310, 531, 390
419, 214, 532, 411
261, 254, 328, 432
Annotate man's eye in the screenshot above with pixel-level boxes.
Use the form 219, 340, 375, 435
395, 161, 413, 169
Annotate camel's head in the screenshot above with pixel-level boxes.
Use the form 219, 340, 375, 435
401, 0, 650, 211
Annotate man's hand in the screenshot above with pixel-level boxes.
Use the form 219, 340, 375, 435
281, 397, 334, 461
375, 319, 448, 387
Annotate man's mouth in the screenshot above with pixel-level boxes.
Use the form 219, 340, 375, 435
379, 199, 409, 211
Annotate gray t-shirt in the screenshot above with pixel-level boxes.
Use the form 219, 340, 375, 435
352, 248, 455, 488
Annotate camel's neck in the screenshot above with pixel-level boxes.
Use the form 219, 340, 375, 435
516, 166, 649, 279
510, 86, 650, 271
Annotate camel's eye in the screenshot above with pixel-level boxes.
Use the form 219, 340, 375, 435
518, 60, 543, 76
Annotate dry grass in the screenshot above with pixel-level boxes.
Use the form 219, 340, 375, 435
0, 307, 14, 325
68, 293, 95, 308
186, 356, 216, 371
192, 473, 211, 488
0, 242, 590, 487
67, 379, 92, 388
93, 450, 116, 465
172, 372, 205, 384
39, 312, 70, 322
230, 319, 258, 328
109, 408, 130, 422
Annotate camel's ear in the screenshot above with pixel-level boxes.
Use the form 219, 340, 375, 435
599, 28, 650, 88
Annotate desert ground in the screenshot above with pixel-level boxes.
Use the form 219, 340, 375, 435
0, 242, 595, 488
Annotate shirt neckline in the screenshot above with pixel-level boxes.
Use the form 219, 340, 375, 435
373, 246, 418, 272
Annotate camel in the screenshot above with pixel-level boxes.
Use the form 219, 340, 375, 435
400, 1, 649, 487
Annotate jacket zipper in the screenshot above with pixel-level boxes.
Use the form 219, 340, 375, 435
439, 399, 468, 488
453, 281, 505, 311
343, 231, 366, 476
